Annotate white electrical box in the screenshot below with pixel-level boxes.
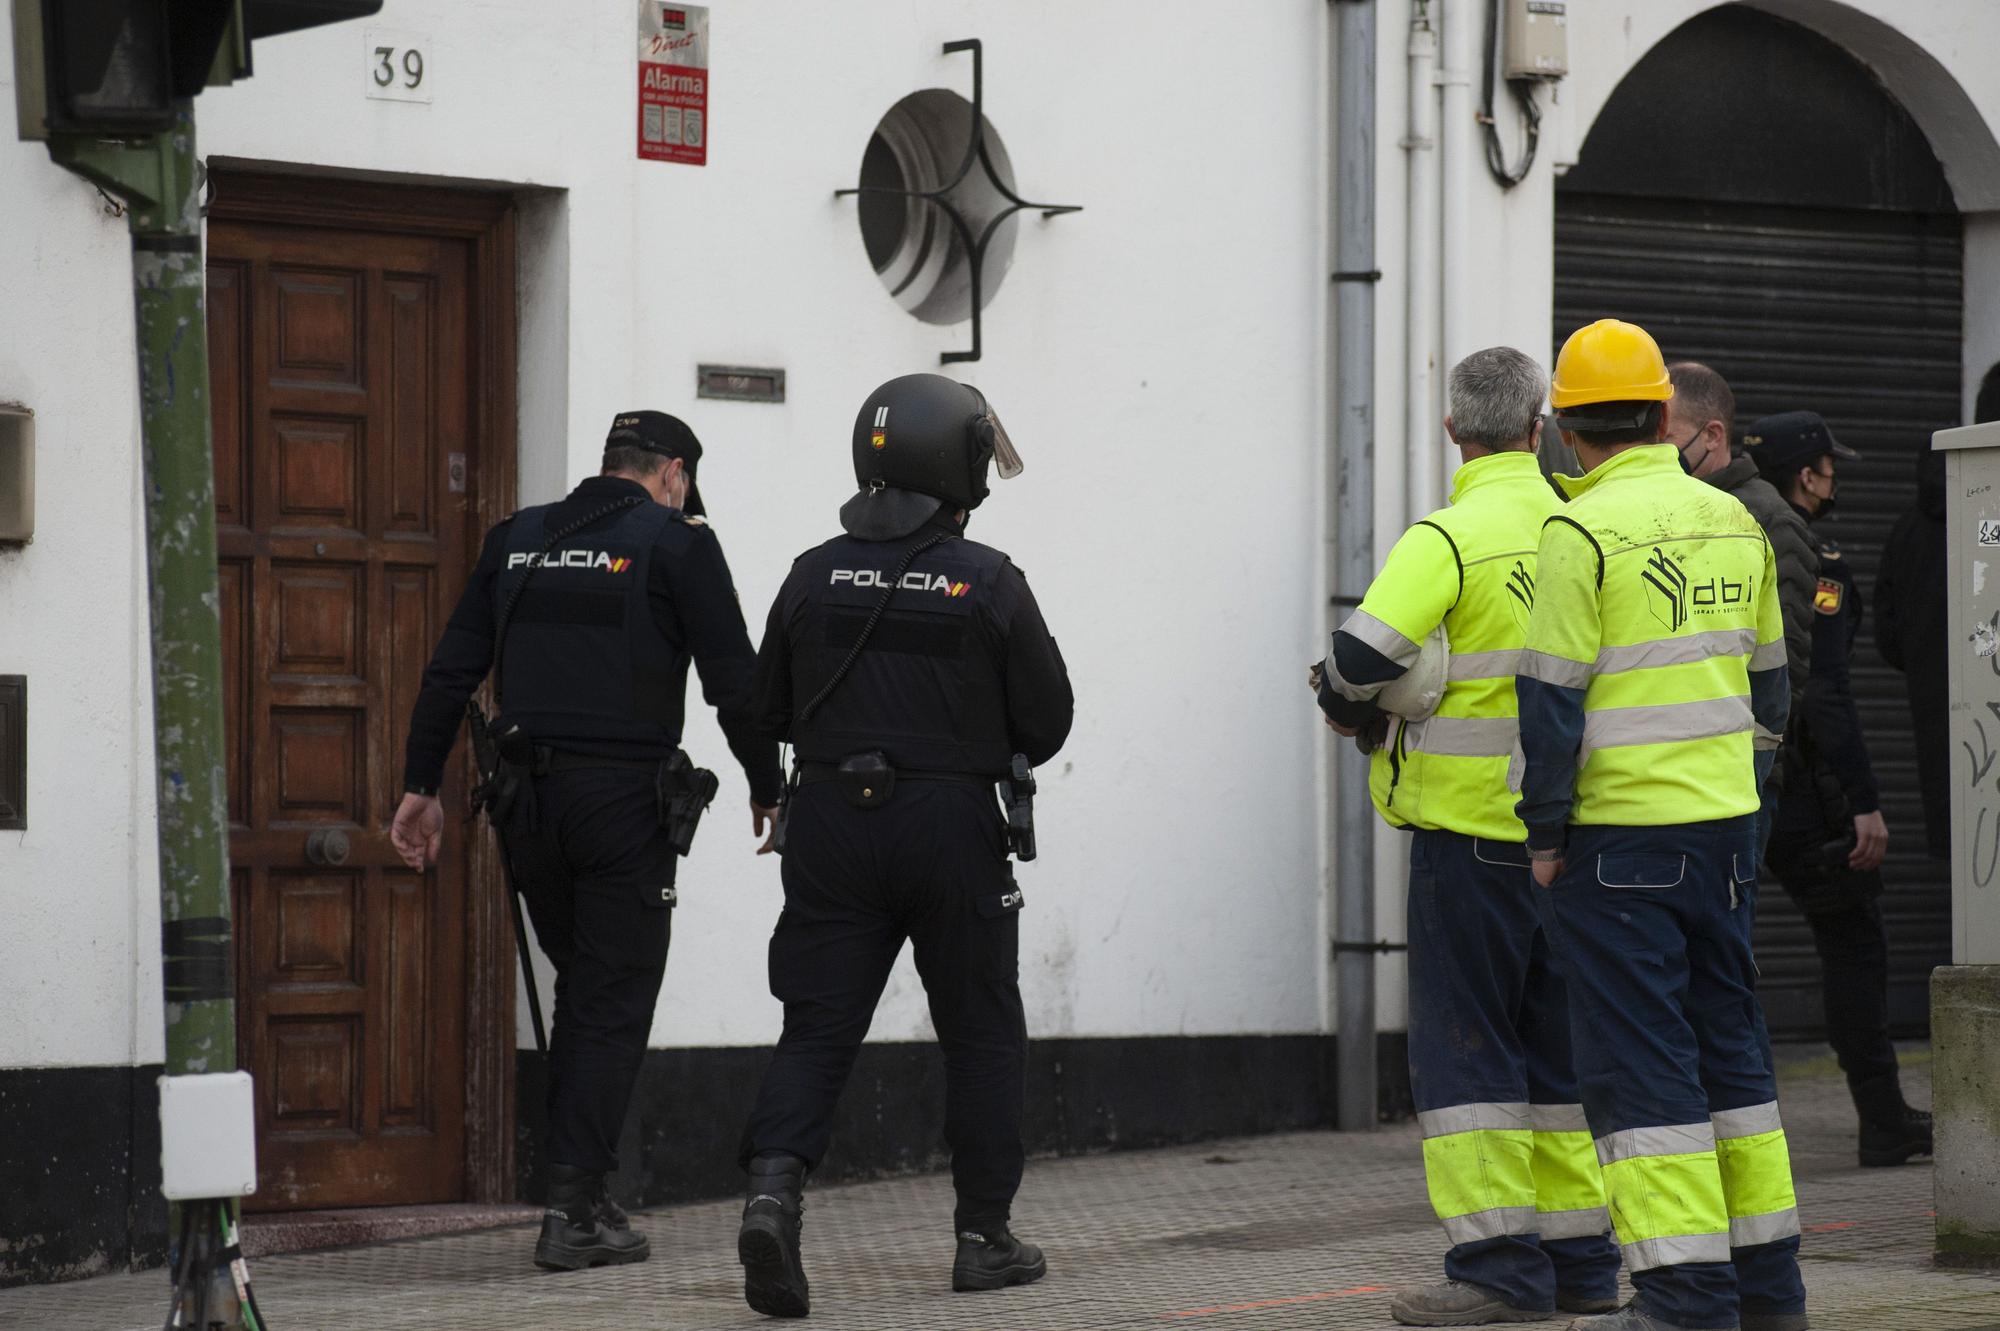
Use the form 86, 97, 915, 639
1505, 0, 1569, 80
1939, 420, 2000, 966
159, 1072, 259, 1200
0, 405, 31, 543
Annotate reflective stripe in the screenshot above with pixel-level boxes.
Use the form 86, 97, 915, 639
1729, 1207, 1801, 1247
1596, 1122, 1715, 1166
1623, 1231, 1732, 1271
1594, 628, 1758, 677
1531, 1103, 1590, 1134
1750, 639, 1788, 672
1580, 696, 1752, 761
1343, 610, 1422, 667
1711, 1102, 1784, 1140
1448, 648, 1522, 682
1715, 1123, 1799, 1226
1537, 1206, 1612, 1240
1411, 715, 1519, 758
1440, 1205, 1540, 1245
1420, 1101, 1531, 1138
1520, 649, 1591, 690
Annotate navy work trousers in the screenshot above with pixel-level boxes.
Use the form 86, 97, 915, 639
1537, 817, 1806, 1329
740, 782, 1027, 1231
1407, 828, 1619, 1312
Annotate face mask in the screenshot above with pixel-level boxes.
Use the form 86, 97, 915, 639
1802, 465, 1838, 521
1676, 427, 1715, 476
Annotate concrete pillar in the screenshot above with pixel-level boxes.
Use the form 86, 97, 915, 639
1932, 968, 2000, 1266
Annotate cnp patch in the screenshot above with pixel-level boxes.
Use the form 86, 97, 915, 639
1813, 577, 1843, 616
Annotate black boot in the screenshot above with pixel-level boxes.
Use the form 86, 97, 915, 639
1853, 1078, 1932, 1167
739, 1153, 810, 1318
952, 1225, 1047, 1293
533, 1164, 651, 1271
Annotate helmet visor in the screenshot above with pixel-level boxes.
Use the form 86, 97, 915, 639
986, 409, 1024, 480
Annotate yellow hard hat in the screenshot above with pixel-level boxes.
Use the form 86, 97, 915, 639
1550, 319, 1674, 409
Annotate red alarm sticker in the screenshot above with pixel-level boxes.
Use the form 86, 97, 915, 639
638, 3, 709, 165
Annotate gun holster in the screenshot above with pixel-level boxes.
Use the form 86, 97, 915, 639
658, 750, 721, 856
832, 751, 896, 810
999, 753, 1037, 862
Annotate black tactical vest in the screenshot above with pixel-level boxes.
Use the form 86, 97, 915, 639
494, 501, 683, 750
789, 532, 1015, 775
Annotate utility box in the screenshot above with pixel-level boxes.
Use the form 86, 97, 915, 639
1932, 419, 2000, 1268
0, 405, 30, 543
1939, 419, 2000, 966
1504, 0, 1568, 80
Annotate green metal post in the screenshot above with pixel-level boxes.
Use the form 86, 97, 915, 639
52, 107, 235, 1077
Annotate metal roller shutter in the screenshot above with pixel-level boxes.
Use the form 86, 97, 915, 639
1553, 191, 1962, 1038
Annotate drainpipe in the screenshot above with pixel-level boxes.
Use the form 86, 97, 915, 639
1439, 0, 1478, 379
1330, 0, 1379, 1133
1406, 2, 1441, 516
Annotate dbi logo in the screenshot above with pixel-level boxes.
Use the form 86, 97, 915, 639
1641, 546, 1756, 632
1642, 547, 1689, 632
1505, 559, 1535, 629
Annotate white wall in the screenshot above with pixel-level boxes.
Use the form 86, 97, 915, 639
0, 116, 165, 1067
0, 0, 1330, 1066
5, 0, 2000, 1071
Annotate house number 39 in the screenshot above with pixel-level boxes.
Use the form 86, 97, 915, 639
365, 30, 434, 104
374, 46, 424, 90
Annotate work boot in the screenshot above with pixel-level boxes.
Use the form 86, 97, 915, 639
739, 1152, 810, 1318
1858, 1100, 1933, 1168
1558, 1292, 1623, 1315
1390, 1280, 1553, 1325
1740, 1312, 1810, 1331
1566, 1300, 1737, 1330
533, 1164, 650, 1271
951, 1226, 1047, 1292
593, 1177, 632, 1232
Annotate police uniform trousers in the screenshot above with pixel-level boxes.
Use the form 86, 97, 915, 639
1536, 817, 1806, 1329
1766, 790, 1901, 1115
503, 765, 677, 1176
1406, 829, 1619, 1313
741, 781, 1027, 1231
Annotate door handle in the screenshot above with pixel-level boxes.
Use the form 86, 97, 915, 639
304, 828, 352, 867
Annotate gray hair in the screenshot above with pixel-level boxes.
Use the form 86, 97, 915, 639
1449, 346, 1549, 449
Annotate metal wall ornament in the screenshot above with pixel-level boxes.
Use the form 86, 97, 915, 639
837, 39, 1082, 364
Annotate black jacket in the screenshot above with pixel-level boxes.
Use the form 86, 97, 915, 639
1708, 452, 1816, 702
1875, 463, 1949, 856
750, 513, 1073, 775
402, 476, 783, 805
1795, 516, 1879, 816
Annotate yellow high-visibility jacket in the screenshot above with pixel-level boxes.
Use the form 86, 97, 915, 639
1324, 450, 1560, 841
1514, 444, 1790, 845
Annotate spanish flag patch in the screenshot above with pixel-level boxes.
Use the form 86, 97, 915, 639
1813, 577, 1843, 615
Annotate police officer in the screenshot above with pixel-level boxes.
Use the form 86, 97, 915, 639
733, 373, 1073, 1318
389, 411, 782, 1271
1749, 409, 1932, 1167
1516, 320, 1805, 1331
1315, 347, 1617, 1327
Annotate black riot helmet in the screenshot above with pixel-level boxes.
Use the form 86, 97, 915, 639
840, 373, 1023, 540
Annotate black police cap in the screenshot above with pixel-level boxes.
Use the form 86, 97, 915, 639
607, 410, 705, 517
1743, 410, 1860, 479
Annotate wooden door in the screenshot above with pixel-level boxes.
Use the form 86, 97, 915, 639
207, 210, 481, 1210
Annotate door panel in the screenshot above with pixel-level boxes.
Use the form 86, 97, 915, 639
208, 217, 476, 1209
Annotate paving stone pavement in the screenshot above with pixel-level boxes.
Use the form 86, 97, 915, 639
4, 1057, 1995, 1331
